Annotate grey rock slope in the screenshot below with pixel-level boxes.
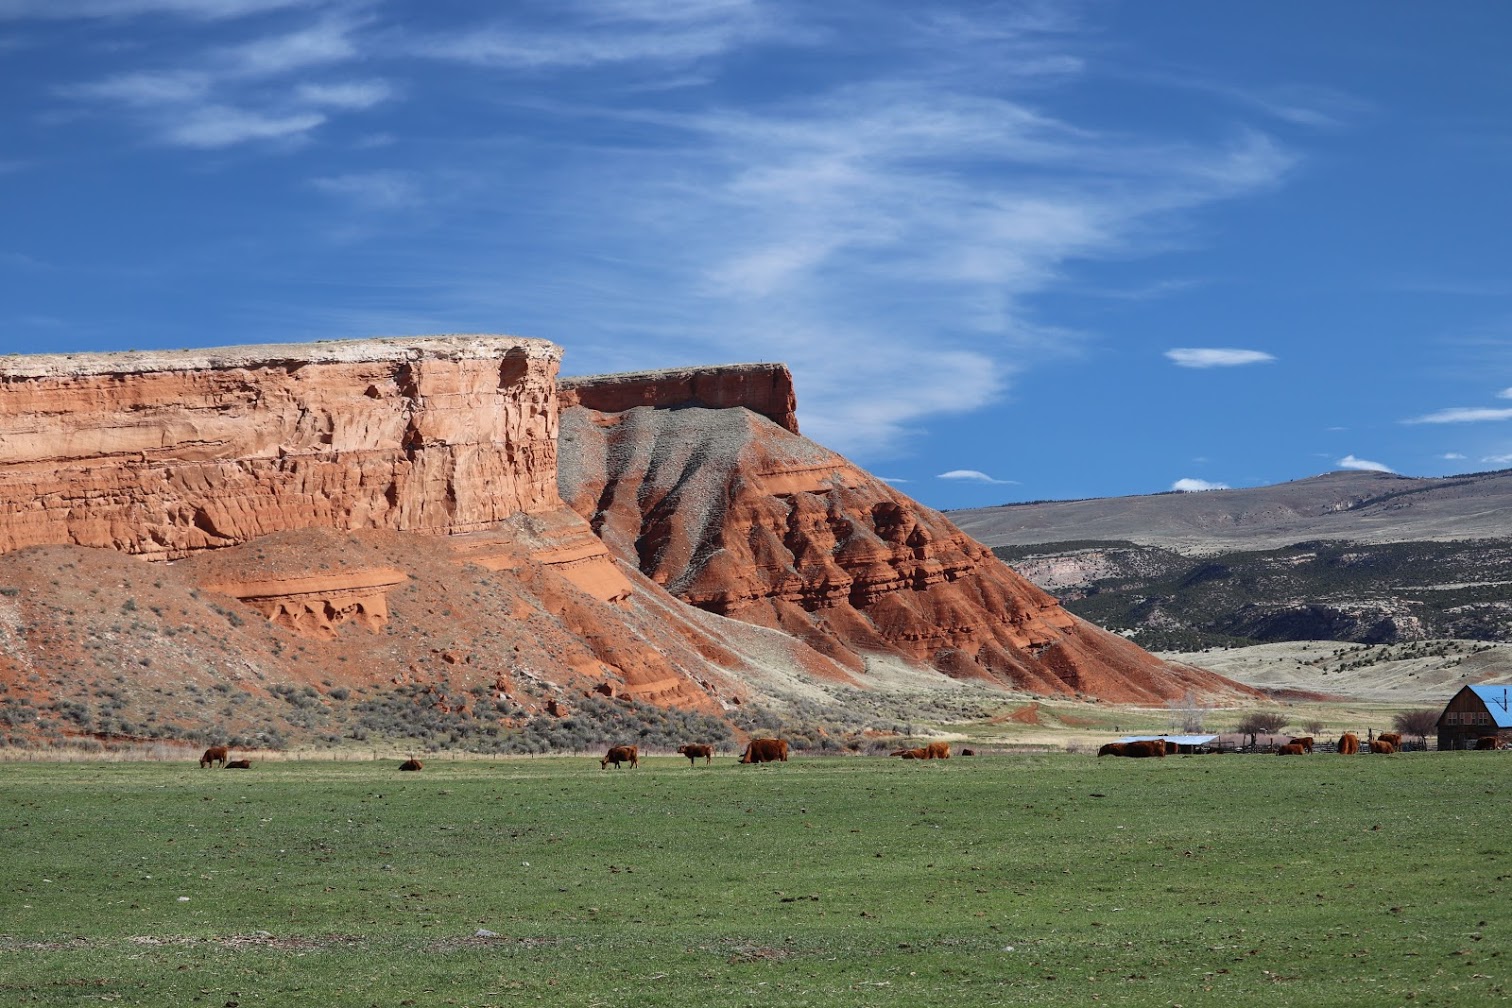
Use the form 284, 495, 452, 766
951, 469, 1512, 553
952, 470, 1512, 650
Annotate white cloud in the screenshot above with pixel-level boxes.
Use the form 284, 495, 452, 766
65, 70, 210, 106
938, 469, 1017, 485
1165, 347, 1276, 368
164, 105, 325, 147
417, 0, 796, 71
1338, 454, 1394, 473
294, 80, 393, 110
55, 10, 375, 149
219, 16, 359, 77
1404, 407, 1512, 424
1172, 478, 1229, 492
1482, 453, 1512, 465
0, 0, 317, 20
310, 170, 420, 209
1497, 388, 1512, 400
1441, 452, 1467, 460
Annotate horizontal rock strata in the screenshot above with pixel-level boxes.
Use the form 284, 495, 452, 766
559, 363, 798, 434
0, 336, 561, 559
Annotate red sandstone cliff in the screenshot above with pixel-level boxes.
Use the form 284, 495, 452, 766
0, 336, 561, 559
0, 338, 857, 747
0, 338, 1255, 750
558, 370, 1255, 705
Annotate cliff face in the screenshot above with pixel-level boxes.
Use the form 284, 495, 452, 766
0, 336, 561, 559
0, 338, 1255, 749
557, 374, 1256, 705
560, 364, 798, 435
0, 338, 861, 746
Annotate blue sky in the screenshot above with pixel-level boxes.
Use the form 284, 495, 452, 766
2, 1, 1510, 510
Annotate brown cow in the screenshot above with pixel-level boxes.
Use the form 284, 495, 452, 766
1369, 740, 1396, 754
960, 748, 976, 756
739, 738, 789, 764
600, 745, 639, 769
1277, 743, 1306, 756
925, 741, 951, 760
1476, 736, 1501, 750
1288, 736, 1315, 754
398, 758, 423, 771
1097, 742, 1128, 757
224, 759, 252, 769
199, 746, 229, 768
677, 743, 714, 765
1337, 732, 1360, 755
1377, 732, 1403, 747
1124, 740, 1167, 758
898, 748, 928, 759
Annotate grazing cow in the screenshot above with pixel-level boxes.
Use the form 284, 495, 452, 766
677, 743, 714, 765
1476, 736, 1501, 750
199, 746, 229, 769
960, 748, 976, 756
1288, 736, 1315, 754
1377, 732, 1403, 747
1277, 743, 1306, 756
925, 741, 951, 760
1097, 743, 1128, 757
600, 745, 639, 770
398, 758, 424, 771
1337, 733, 1360, 755
739, 738, 789, 764
224, 759, 252, 769
1124, 740, 1167, 758
1369, 740, 1396, 754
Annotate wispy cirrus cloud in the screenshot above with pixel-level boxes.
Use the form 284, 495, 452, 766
310, 170, 421, 209
1165, 347, 1276, 368
1338, 454, 1393, 473
53, 11, 387, 148
0, 0, 323, 20
33, 2, 1302, 463
167, 105, 325, 148
416, 0, 799, 71
1404, 406, 1512, 424
1172, 477, 1229, 491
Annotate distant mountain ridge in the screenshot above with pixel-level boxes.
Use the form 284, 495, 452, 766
951, 470, 1512, 650
952, 469, 1512, 554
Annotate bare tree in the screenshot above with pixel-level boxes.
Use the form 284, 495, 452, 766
1235, 711, 1289, 748
1392, 709, 1439, 749
1166, 691, 1212, 733
1303, 719, 1326, 735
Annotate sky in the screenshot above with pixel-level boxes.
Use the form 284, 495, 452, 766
2, 1, 1510, 511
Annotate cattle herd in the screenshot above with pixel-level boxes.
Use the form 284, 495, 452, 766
1096, 730, 1440, 758
192, 726, 1496, 771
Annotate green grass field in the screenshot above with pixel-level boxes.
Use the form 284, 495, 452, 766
1, 752, 1506, 1006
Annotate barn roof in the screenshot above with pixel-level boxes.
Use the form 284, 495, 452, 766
1115, 734, 1218, 746
1464, 684, 1512, 728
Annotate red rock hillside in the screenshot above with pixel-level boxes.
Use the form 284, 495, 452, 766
559, 367, 1256, 705
0, 338, 856, 749
0, 338, 1254, 750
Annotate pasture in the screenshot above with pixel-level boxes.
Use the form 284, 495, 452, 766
0, 753, 1505, 1006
